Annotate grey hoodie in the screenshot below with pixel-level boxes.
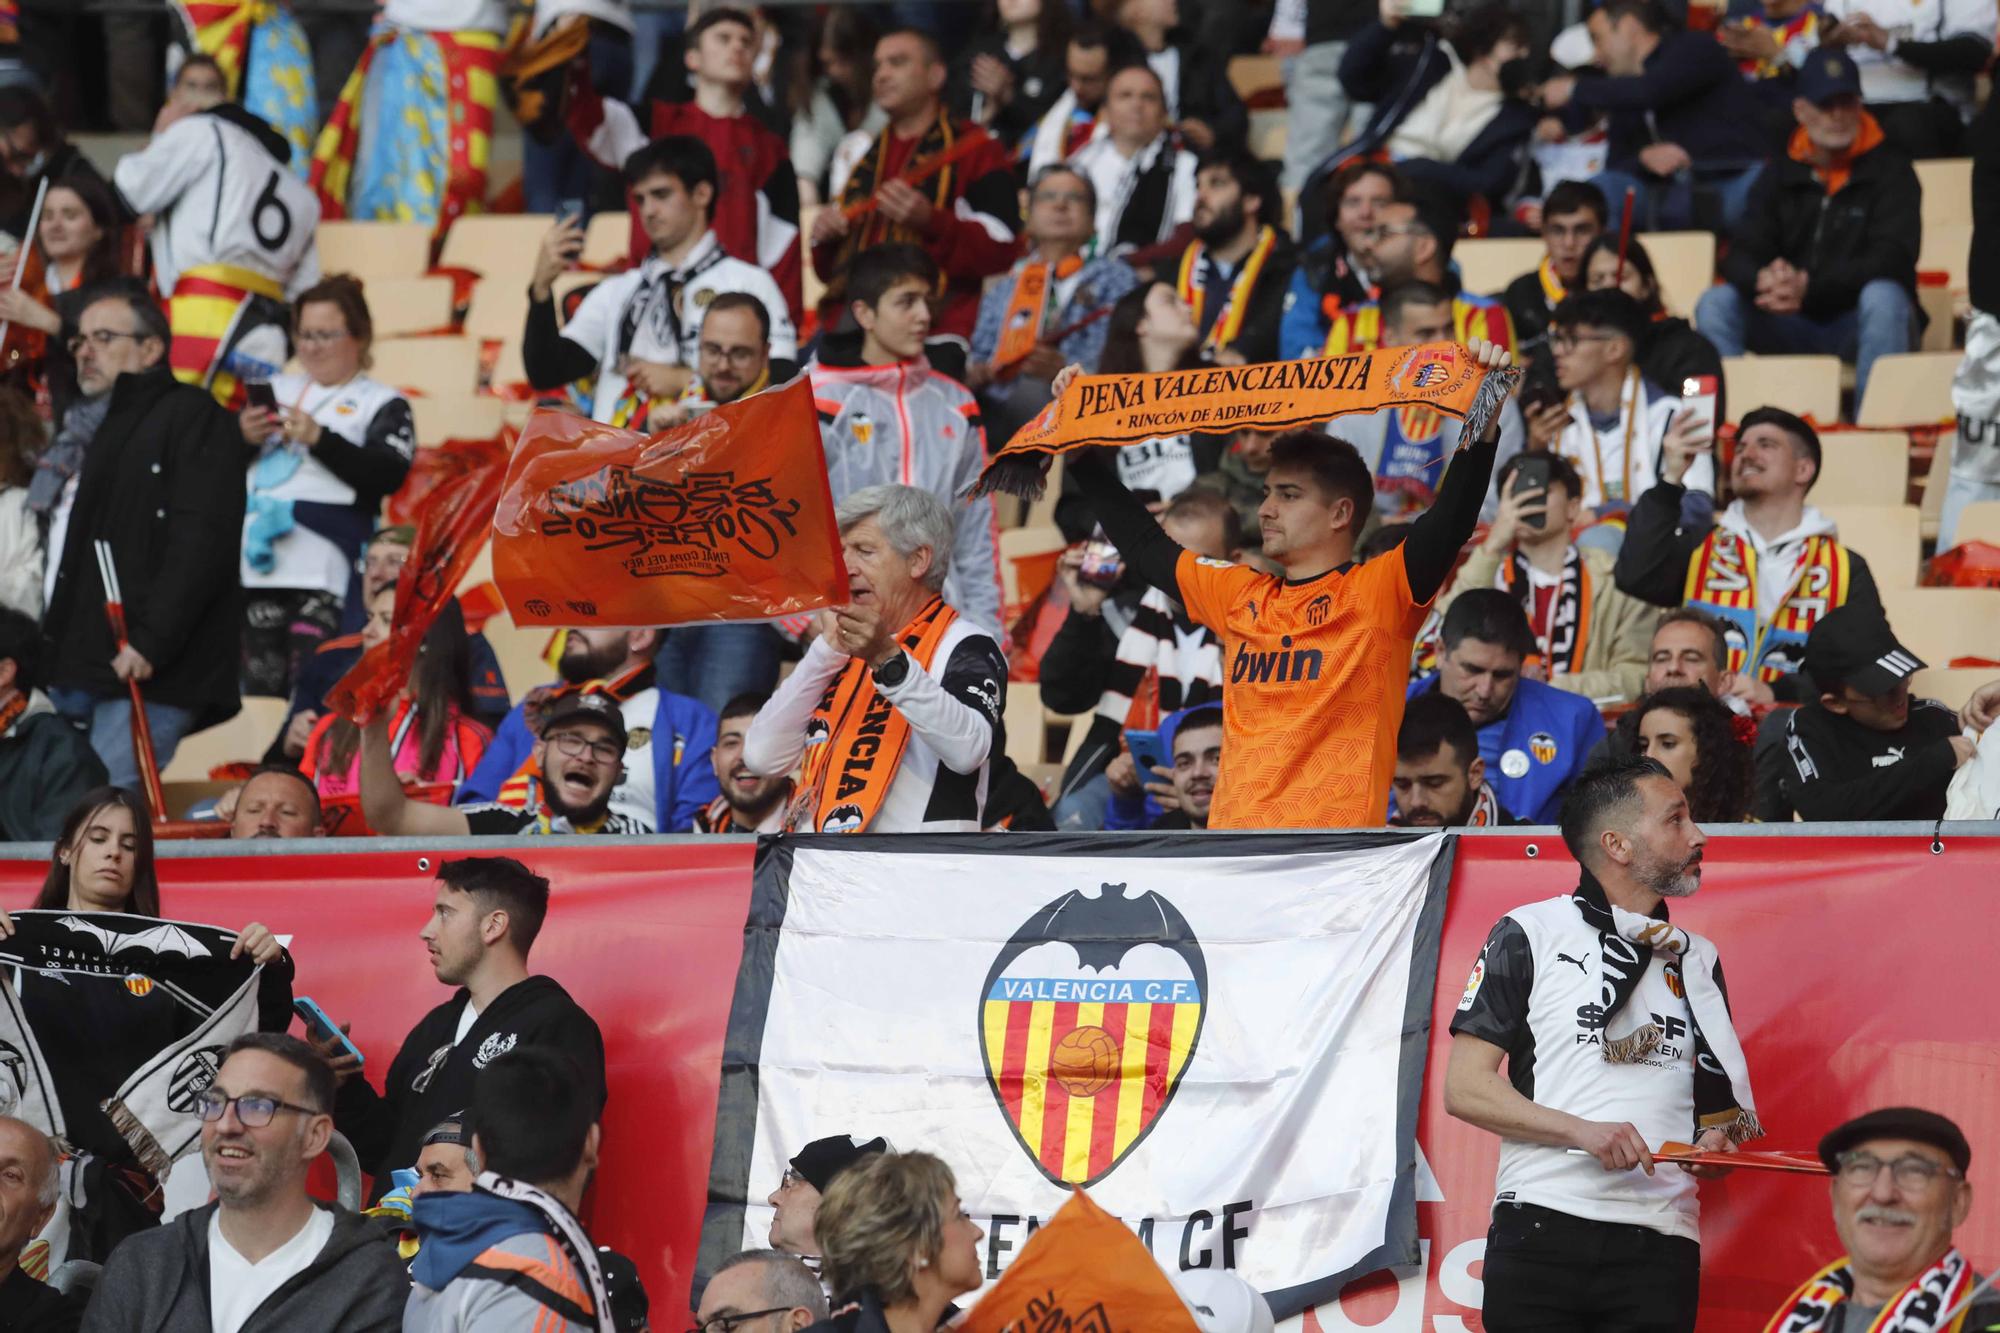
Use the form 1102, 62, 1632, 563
81, 1201, 406, 1333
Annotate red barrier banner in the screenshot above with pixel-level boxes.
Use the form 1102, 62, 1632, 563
2, 831, 1992, 1330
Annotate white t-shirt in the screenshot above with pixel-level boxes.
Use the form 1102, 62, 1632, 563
453, 1000, 481, 1044
207, 1206, 336, 1333
1556, 374, 1706, 509
43, 473, 78, 614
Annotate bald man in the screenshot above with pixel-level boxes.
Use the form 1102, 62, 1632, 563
0, 1116, 80, 1329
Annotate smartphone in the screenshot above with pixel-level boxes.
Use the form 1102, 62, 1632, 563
557, 197, 585, 227
1519, 375, 1565, 416
244, 380, 278, 413
293, 996, 365, 1068
1681, 376, 1720, 440
1079, 539, 1125, 588
1125, 728, 1170, 777
1510, 454, 1555, 529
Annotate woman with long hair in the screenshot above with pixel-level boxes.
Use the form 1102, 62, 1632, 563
805, 1151, 986, 1333
0, 174, 128, 422
790, 7, 884, 206
1625, 685, 1753, 823
950, 0, 1070, 141
0, 387, 43, 617
1582, 233, 1724, 416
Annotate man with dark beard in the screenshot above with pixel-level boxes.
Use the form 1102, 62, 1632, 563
456, 627, 719, 833
1168, 149, 1297, 365
697, 693, 792, 833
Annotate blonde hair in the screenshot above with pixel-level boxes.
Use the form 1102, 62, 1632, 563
815, 1151, 957, 1306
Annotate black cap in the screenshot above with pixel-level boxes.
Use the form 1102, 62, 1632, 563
788, 1135, 889, 1193
1818, 1107, 1971, 1174
1796, 49, 1863, 105
538, 690, 628, 749
1803, 604, 1926, 699
598, 1248, 650, 1332
419, 1114, 467, 1148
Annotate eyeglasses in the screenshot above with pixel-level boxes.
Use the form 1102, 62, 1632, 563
1836, 1151, 1961, 1191
1357, 223, 1420, 243
699, 342, 763, 367
688, 1308, 793, 1333
295, 329, 351, 345
1032, 189, 1092, 207
547, 731, 623, 764
196, 1089, 321, 1127
1550, 333, 1618, 353
67, 329, 148, 354
778, 1167, 804, 1189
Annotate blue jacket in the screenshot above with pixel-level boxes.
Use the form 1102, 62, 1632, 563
1105, 703, 1208, 831
970, 253, 1140, 374
1408, 674, 1604, 824
457, 683, 720, 832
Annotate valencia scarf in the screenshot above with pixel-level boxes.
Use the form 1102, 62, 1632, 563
1177, 225, 1277, 353
993, 254, 1083, 373
785, 598, 957, 834
1321, 294, 1515, 357
827, 112, 968, 299
1684, 527, 1852, 682
1765, 1247, 1976, 1333
1572, 873, 1761, 1143
1501, 546, 1592, 678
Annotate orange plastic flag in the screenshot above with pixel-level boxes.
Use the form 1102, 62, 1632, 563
956, 1190, 1201, 1333
327, 449, 507, 723
492, 382, 846, 627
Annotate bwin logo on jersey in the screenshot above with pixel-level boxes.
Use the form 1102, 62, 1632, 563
1230, 635, 1323, 685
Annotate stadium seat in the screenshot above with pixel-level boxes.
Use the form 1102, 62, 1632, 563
371, 336, 481, 397
1004, 680, 1048, 768
465, 269, 598, 342
1878, 588, 2000, 664
1454, 237, 1544, 299
437, 213, 558, 281
1809, 432, 1908, 506
1721, 355, 1841, 423
1917, 223, 1972, 292
1916, 284, 1958, 354
1250, 113, 1288, 164
1819, 503, 1921, 588
1914, 158, 1972, 228
487, 339, 530, 396
362, 275, 454, 338
1909, 668, 1992, 710
162, 697, 290, 781
1857, 352, 1960, 428
581, 210, 632, 269
317, 220, 431, 280
1226, 54, 1284, 100
998, 525, 1067, 608
1639, 231, 1716, 319
410, 394, 506, 446
1951, 499, 2000, 547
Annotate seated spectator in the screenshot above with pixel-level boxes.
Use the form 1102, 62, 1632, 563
1696, 50, 1917, 408
1279, 161, 1402, 361
1154, 703, 1221, 829
42, 281, 243, 793
699, 1250, 828, 1332
0, 606, 107, 841
968, 165, 1142, 443
951, 0, 1071, 144
1315, 196, 1516, 357
1094, 0, 1247, 152
744, 485, 1007, 834
1644, 608, 1741, 704
805, 1151, 984, 1333
1540, 0, 1770, 232
85, 1034, 406, 1331
1209, 428, 1274, 550
1500, 180, 1606, 370
0, 1116, 79, 1330
1334, 2, 1536, 204
1061, 66, 1198, 257
1412, 588, 1606, 822
810, 245, 1004, 633
321, 857, 607, 1201
226, 765, 325, 839
1173, 150, 1297, 365
790, 8, 884, 208
697, 692, 793, 833
1615, 407, 1881, 702
237, 275, 416, 698
1773, 606, 1980, 821
1391, 691, 1520, 825
1438, 452, 1654, 704
645, 293, 791, 432
1023, 23, 1132, 175
0, 88, 116, 242
0, 175, 127, 430
769, 1135, 890, 1260
1628, 684, 1754, 822
1536, 289, 1710, 515
525, 135, 796, 429
1583, 235, 1725, 418
1816, 0, 1993, 159
459, 627, 719, 834
408, 1116, 476, 1199
1943, 93, 2000, 549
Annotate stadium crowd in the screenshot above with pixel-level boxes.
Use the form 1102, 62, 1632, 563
0, 0, 1990, 1322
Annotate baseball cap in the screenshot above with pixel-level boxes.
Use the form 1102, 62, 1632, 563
1796, 49, 1863, 105
788, 1135, 889, 1193
538, 690, 628, 750
1172, 1269, 1276, 1333
1803, 605, 1927, 698
1818, 1106, 1971, 1175
598, 1248, 650, 1332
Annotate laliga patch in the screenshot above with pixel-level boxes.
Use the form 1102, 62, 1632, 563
1499, 748, 1531, 779
1458, 953, 1486, 1012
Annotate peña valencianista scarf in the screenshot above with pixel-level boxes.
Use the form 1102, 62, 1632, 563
1572, 873, 1762, 1143
1765, 1247, 1979, 1333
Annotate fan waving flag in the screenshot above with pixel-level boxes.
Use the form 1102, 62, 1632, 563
701, 832, 1455, 1321
492, 381, 846, 627
973, 342, 1520, 499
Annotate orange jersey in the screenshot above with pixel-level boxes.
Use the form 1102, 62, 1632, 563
1174, 547, 1428, 828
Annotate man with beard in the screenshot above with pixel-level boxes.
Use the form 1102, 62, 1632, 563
698, 693, 792, 833
227, 766, 325, 839
1391, 692, 1519, 827
1445, 757, 1756, 1333
84, 1034, 406, 1331
456, 626, 719, 833
1169, 150, 1297, 365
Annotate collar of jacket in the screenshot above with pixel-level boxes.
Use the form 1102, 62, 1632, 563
106, 363, 179, 414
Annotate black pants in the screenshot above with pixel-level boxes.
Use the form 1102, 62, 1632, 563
1482, 1202, 1700, 1333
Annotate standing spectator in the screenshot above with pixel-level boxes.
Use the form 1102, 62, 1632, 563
1500, 180, 1605, 370
1816, 0, 1993, 159
1061, 65, 1198, 256
41, 282, 244, 792
525, 136, 795, 429
789, 8, 884, 207
1173, 150, 1297, 365
1438, 453, 1654, 704
0, 392, 42, 620
1392, 691, 1520, 826
81, 1034, 407, 1332
1446, 756, 1752, 1333
813, 29, 1020, 338
1716, 0, 1828, 126
1152, 703, 1221, 829
1412, 588, 1607, 823
0, 89, 116, 241
1269, 0, 1377, 195
769, 1135, 890, 1260
0, 607, 106, 841
1696, 51, 1917, 408
1629, 685, 1754, 822
1583, 234, 1725, 415
698, 1251, 828, 1333
0, 175, 128, 429
236, 275, 415, 698
1539, 0, 1770, 232
1774, 606, 1980, 821
225, 765, 324, 840
0, 1117, 80, 1330
1280, 161, 1401, 361
320, 857, 607, 1201
645, 293, 790, 433
515, 0, 634, 219
1022, 24, 1134, 177
806, 1151, 984, 1333
1094, 0, 1246, 151
950, 0, 1070, 144
743, 485, 1007, 835
810, 246, 1004, 634
1315, 196, 1516, 356
696, 692, 793, 833
1942, 94, 2000, 548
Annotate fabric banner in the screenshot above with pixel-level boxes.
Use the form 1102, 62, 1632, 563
492, 385, 847, 628
701, 834, 1455, 1320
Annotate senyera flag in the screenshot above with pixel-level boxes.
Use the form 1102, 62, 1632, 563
491, 379, 846, 628
973, 342, 1521, 499
700, 832, 1454, 1322
326, 448, 507, 722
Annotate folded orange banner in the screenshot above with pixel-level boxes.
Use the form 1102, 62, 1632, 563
1657, 1142, 1829, 1175
957, 1190, 1200, 1333
492, 381, 847, 627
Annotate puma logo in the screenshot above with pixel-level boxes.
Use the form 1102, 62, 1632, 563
1556, 952, 1590, 974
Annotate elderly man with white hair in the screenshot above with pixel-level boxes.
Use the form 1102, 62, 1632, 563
743, 484, 1008, 834
0, 1115, 79, 1328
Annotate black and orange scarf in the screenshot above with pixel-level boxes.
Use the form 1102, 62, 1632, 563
827, 113, 964, 305
1500, 546, 1592, 679
993, 254, 1084, 375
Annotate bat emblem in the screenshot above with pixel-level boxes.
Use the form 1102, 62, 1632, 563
58, 917, 214, 960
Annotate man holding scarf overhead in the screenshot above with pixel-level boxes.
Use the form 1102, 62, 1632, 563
741, 484, 1007, 835
1446, 757, 1759, 1333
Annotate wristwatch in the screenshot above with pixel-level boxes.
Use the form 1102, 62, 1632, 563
871, 651, 911, 688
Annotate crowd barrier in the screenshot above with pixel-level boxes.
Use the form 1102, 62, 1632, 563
1, 825, 1994, 1331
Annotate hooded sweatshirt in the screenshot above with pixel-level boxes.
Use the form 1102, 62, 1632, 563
403, 1185, 604, 1332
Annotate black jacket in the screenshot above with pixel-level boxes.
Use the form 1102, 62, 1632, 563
1640, 315, 1724, 411
1336, 23, 1535, 202
41, 365, 245, 727
1972, 95, 1999, 315
1185, 228, 1299, 365
1160, 39, 1248, 150
0, 1265, 81, 1332
1776, 695, 1962, 822
1565, 30, 1768, 172
0, 708, 106, 841
1718, 137, 1921, 319
334, 975, 606, 1196
947, 34, 1066, 142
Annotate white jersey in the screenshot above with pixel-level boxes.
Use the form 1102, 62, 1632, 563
113, 110, 321, 298
1556, 371, 1706, 509
607, 686, 662, 832
1822, 0, 1994, 109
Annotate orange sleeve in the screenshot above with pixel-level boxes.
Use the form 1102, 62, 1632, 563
1173, 550, 1260, 631
1369, 547, 1431, 634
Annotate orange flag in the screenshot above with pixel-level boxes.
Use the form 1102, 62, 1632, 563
326, 449, 507, 723
492, 381, 846, 627
956, 1190, 1201, 1333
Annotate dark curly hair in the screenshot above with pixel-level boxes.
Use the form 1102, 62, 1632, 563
1622, 685, 1751, 824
